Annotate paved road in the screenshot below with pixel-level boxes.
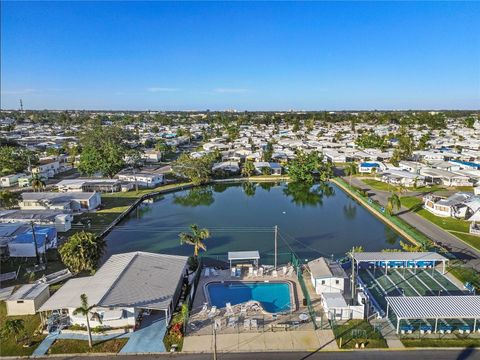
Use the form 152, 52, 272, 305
30, 349, 480, 360
347, 177, 480, 271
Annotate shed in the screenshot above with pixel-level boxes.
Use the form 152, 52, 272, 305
6, 283, 50, 315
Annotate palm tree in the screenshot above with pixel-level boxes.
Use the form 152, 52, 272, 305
387, 193, 402, 216
73, 294, 102, 348
30, 174, 45, 192
2, 319, 25, 343
179, 224, 210, 257
344, 163, 358, 185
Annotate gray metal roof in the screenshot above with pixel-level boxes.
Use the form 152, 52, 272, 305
39, 252, 188, 311
228, 251, 260, 261
353, 252, 448, 262
8, 283, 49, 301
308, 257, 347, 279
386, 296, 480, 319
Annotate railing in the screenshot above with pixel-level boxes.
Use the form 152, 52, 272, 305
291, 253, 322, 330
334, 178, 434, 249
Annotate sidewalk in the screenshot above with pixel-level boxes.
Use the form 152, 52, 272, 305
182, 329, 338, 353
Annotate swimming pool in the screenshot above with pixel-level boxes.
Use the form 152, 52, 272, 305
206, 281, 292, 313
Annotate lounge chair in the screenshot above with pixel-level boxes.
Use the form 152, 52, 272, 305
208, 306, 217, 318
226, 302, 234, 316
240, 304, 247, 316
228, 317, 237, 328
211, 268, 219, 276
214, 318, 222, 330
285, 266, 294, 277
244, 319, 250, 330
248, 267, 253, 277
253, 269, 258, 277
231, 267, 236, 277
272, 270, 278, 278
282, 266, 287, 276
251, 319, 258, 331
198, 303, 208, 317
236, 267, 241, 277
258, 267, 264, 277
205, 267, 210, 278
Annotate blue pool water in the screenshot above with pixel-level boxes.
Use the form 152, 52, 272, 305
206, 281, 292, 313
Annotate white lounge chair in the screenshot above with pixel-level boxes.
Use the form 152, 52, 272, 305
248, 267, 253, 277
214, 318, 222, 330
272, 270, 278, 278
286, 266, 294, 277
240, 304, 247, 316
244, 319, 250, 330
226, 302, 234, 316
231, 267, 236, 277
205, 267, 210, 278
198, 303, 208, 317
253, 269, 258, 277
211, 268, 219, 276
251, 319, 258, 331
282, 266, 287, 276
208, 306, 217, 318
258, 267, 264, 277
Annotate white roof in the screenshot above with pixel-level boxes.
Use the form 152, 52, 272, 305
386, 296, 480, 319
322, 292, 348, 308
353, 252, 448, 262
39, 252, 188, 311
7, 283, 49, 301
228, 251, 260, 261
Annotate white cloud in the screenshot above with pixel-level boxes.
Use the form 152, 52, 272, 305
147, 87, 180, 92
213, 88, 249, 94
1, 88, 37, 95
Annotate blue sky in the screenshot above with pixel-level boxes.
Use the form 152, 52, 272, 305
1, 1, 479, 110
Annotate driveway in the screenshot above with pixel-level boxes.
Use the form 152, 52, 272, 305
119, 312, 168, 353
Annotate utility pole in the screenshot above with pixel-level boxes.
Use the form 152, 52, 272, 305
19, 99, 24, 112
30, 221, 40, 265
274, 225, 278, 269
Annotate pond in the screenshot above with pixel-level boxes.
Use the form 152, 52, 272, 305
104, 182, 403, 264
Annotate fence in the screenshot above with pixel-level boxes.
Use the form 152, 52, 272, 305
334, 178, 434, 250
291, 253, 324, 330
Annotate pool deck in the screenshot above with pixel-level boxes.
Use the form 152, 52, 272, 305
187, 267, 330, 337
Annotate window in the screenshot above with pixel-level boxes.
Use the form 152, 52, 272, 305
335, 280, 340, 285
17, 300, 24, 304
321, 280, 325, 285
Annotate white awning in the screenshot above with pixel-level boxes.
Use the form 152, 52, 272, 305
386, 296, 480, 319
228, 251, 260, 261
353, 252, 447, 262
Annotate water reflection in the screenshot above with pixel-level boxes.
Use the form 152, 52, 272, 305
343, 203, 357, 220
242, 182, 256, 197
173, 187, 215, 207
283, 182, 335, 207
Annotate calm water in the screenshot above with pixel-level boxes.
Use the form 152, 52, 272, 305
206, 282, 291, 313
104, 182, 403, 263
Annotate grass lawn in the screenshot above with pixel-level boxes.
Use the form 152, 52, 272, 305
48, 338, 128, 354
361, 179, 400, 192
402, 338, 480, 348
0, 301, 46, 357
448, 263, 480, 291
0, 249, 66, 287
333, 320, 388, 349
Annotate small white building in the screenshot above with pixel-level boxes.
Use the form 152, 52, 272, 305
117, 171, 164, 188
32, 160, 60, 178
19, 192, 101, 211
308, 257, 348, 295
6, 283, 50, 316
321, 292, 365, 320
143, 149, 162, 163
1, 173, 25, 188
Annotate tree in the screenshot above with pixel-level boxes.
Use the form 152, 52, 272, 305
0, 146, 38, 176
73, 294, 102, 348
242, 161, 255, 177
59, 231, 106, 274
400, 240, 430, 252
78, 125, 132, 178
242, 181, 256, 197
179, 224, 210, 257
0, 190, 19, 208
172, 153, 215, 185
386, 193, 401, 216
2, 319, 25, 343
262, 142, 274, 162
391, 127, 414, 165
30, 173, 45, 192
344, 163, 358, 185
287, 150, 332, 184
155, 139, 171, 161
465, 117, 475, 129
